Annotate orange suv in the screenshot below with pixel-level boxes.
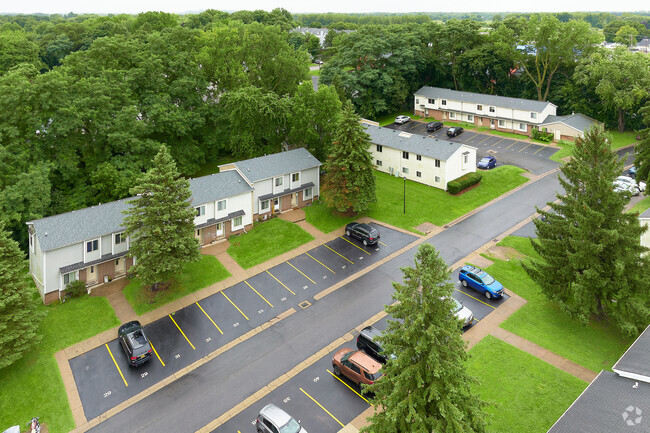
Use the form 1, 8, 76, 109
332, 348, 383, 391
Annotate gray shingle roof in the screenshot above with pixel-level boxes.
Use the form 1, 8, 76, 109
548, 370, 650, 432
613, 326, 650, 380
640, 209, 650, 219
363, 124, 466, 161
539, 113, 600, 133
232, 148, 321, 183
415, 86, 554, 113
30, 171, 253, 253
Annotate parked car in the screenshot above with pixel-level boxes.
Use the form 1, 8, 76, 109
613, 179, 639, 196
357, 326, 391, 363
395, 115, 411, 125
345, 222, 380, 246
628, 166, 637, 178
426, 121, 443, 132
314, 59, 324, 65
256, 404, 307, 433
458, 265, 504, 299
446, 126, 464, 137
616, 175, 646, 193
477, 156, 497, 170
332, 348, 383, 391
450, 297, 474, 328
118, 321, 153, 367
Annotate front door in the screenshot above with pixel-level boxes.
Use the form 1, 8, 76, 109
274, 198, 279, 211
115, 258, 125, 275
87, 265, 97, 284
216, 222, 223, 238
291, 193, 298, 207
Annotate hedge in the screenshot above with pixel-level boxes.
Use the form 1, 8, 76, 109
447, 172, 483, 194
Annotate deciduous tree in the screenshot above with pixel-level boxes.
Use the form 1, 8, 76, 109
363, 243, 488, 433
526, 128, 650, 338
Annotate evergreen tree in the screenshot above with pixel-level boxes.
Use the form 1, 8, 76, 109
0, 222, 44, 370
635, 101, 650, 184
526, 127, 650, 337
123, 145, 200, 291
321, 101, 376, 215
363, 244, 488, 433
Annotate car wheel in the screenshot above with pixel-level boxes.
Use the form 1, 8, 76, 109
346, 230, 351, 237
333, 364, 341, 376
461, 279, 468, 288
485, 291, 492, 299
363, 239, 368, 246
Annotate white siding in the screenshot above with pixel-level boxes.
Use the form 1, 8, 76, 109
641, 217, 650, 253
46, 243, 83, 294
100, 234, 111, 256
369, 145, 449, 190
301, 167, 320, 192
29, 233, 45, 294
444, 145, 477, 187
226, 192, 254, 227
252, 178, 273, 214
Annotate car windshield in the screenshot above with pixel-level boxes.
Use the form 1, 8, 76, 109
480, 157, 490, 163
367, 370, 383, 381
480, 271, 495, 285
280, 418, 301, 433
451, 298, 463, 313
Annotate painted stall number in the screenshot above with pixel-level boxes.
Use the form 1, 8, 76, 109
103, 391, 112, 398
174, 354, 181, 359
303, 286, 308, 290
322, 275, 327, 279
258, 309, 264, 314
140, 372, 148, 378
313, 376, 320, 382
375, 248, 380, 251
281, 297, 287, 302
359, 256, 364, 260
283, 397, 291, 403
205, 337, 212, 343
233, 322, 239, 327
342, 265, 347, 269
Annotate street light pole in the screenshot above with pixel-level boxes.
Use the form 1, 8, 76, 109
403, 175, 406, 214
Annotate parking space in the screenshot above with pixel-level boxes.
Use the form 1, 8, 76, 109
70, 223, 416, 420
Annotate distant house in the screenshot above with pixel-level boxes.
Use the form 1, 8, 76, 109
413, 86, 602, 141
640, 209, 650, 252
27, 148, 321, 304
363, 122, 477, 191
538, 113, 604, 141
549, 325, 650, 432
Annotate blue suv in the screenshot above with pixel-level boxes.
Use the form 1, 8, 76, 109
458, 265, 504, 299
477, 156, 496, 169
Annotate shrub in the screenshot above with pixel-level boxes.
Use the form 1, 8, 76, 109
65, 280, 87, 298
447, 172, 483, 194
531, 128, 553, 142
557, 140, 573, 146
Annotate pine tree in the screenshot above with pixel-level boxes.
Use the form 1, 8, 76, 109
635, 101, 650, 183
526, 127, 650, 337
0, 222, 45, 370
363, 244, 488, 433
321, 100, 376, 215
123, 145, 200, 291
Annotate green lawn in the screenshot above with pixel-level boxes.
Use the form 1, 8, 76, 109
227, 218, 315, 269
629, 195, 650, 214
467, 336, 587, 433
550, 140, 575, 163
445, 121, 477, 130
0, 295, 119, 433
486, 236, 631, 372
608, 129, 639, 149
375, 111, 420, 127
191, 155, 240, 178
309, 68, 321, 76
305, 167, 529, 233
476, 127, 529, 140
124, 255, 231, 314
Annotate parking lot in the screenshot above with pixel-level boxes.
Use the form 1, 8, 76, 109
214, 269, 509, 433
69, 224, 418, 420
386, 120, 559, 175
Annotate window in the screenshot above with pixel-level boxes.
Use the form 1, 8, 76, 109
116, 259, 120, 266
291, 172, 299, 182
463, 153, 469, 164
376, 144, 383, 152
196, 229, 200, 236
233, 216, 243, 227
260, 200, 270, 211
477, 104, 482, 111
415, 98, 419, 104
115, 233, 126, 245
489, 106, 496, 113
435, 159, 441, 168
275, 177, 283, 187
195, 205, 205, 217
441, 99, 447, 105
531, 112, 537, 119
519, 123, 526, 131
416, 171, 422, 178
498, 119, 506, 127
63, 272, 76, 285
304, 188, 313, 199
376, 160, 383, 166
90, 266, 94, 273
428, 98, 435, 104
467, 114, 473, 122
416, 155, 421, 161
449, 112, 456, 119
402, 151, 409, 159
435, 176, 441, 183
86, 239, 98, 253
402, 167, 409, 174
217, 200, 226, 211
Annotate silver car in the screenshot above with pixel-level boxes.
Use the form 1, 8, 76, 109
395, 115, 411, 125
256, 404, 307, 433
616, 175, 646, 193
451, 297, 474, 328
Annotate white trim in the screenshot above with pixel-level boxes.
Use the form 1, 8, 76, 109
612, 370, 650, 384
42, 252, 46, 293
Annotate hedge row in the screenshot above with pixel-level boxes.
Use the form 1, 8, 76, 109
447, 172, 483, 194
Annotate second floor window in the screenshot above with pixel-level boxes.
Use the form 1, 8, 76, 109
86, 239, 98, 253
428, 98, 435, 104
489, 106, 496, 113
195, 206, 205, 216
292, 173, 300, 182
531, 112, 537, 119
402, 151, 409, 159
435, 159, 441, 168
275, 177, 283, 187
477, 105, 482, 111
115, 233, 126, 245
416, 155, 421, 161
217, 200, 226, 211
376, 144, 383, 152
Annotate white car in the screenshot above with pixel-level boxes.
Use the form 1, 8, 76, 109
616, 175, 646, 193
450, 297, 474, 328
613, 180, 639, 196
395, 115, 411, 125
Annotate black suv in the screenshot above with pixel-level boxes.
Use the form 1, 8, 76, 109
426, 121, 443, 132
446, 126, 464, 137
345, 222, 380, 246
118, 321, 153, 367
356, 326, 389, 363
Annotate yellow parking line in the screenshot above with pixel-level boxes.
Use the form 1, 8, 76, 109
286, 260, 316, 284
340, 236, 371, 255
306, 252, 336, 274
221, 292, 250, 320
266, 270, 296, 295
149, 341, 165, 366
519, 143, 533, 152
169, 314, 196, 350
490, 138, 505, 147
455, 288, 497, 309
196, 301, 223, 334
245, 280, 273, 307
378, 240, 387, 247
476, 135, 491, 145
533, 146, 545, 155
505, 141, 519, 150
327, 369, 369, 403
324, 245, 354, 264
106, 344, 128, 387
300, 387, 344, 427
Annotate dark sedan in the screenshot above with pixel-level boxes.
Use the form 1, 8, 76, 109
345, 222, 380, 246
426, 121, 443, 132
446, 126, 464, 137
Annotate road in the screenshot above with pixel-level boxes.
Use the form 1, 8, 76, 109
87, 170, 562, 433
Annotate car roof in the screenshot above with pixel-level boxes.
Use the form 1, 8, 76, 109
350, 350, 382, 372
260, 403, 292, 426
360, 326, 383, 340
461, 265, 482, 273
